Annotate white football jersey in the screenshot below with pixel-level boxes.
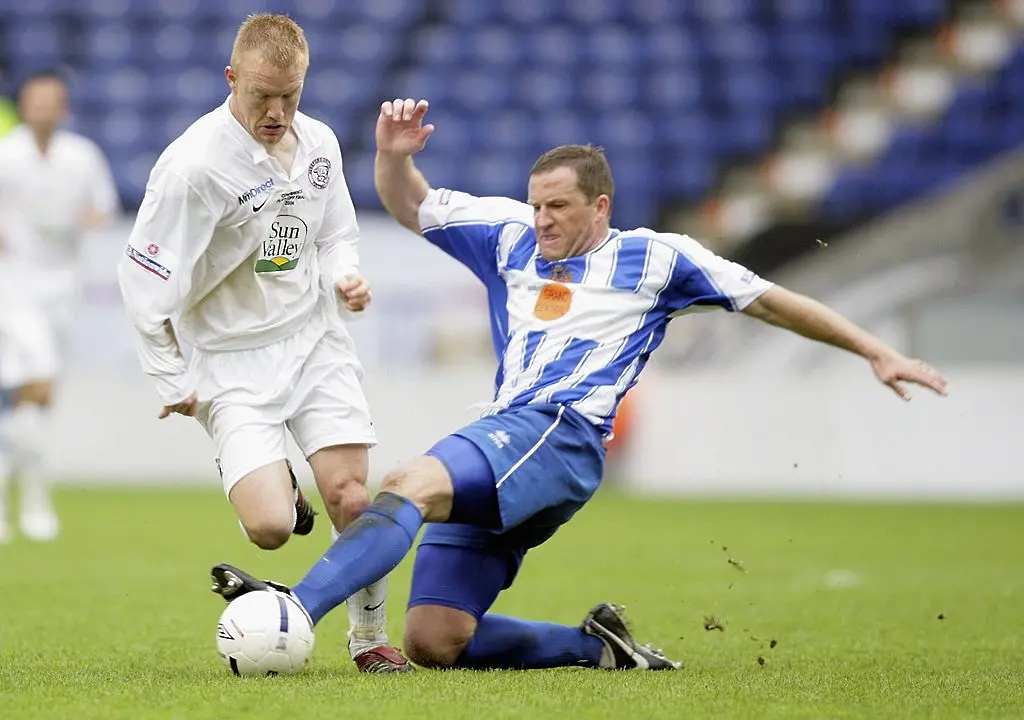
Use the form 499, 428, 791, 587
0, 124, 118, 298
418, 188, 774, 437
117, 98, 360, 404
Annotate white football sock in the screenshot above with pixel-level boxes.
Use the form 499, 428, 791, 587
331, 526, 390, 657
0, 412, 10, 543
11, 404, 58, 540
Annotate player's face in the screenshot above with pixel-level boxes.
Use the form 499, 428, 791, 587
226, 53, 306, 146
528, 167, 611, 261
18, 77, 69, 135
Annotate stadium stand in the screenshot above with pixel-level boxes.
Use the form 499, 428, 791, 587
0, 0, 1019, 262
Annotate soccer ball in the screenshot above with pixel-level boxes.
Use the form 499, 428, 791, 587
215, 590, 315, 676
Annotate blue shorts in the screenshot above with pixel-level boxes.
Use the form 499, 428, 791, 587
409, 403, 606, 619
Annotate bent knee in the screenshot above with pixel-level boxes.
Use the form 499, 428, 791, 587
243, 519, 293, 550
321, 474, 370, 525
403, 605, 475, 669
380, 457, 454, 521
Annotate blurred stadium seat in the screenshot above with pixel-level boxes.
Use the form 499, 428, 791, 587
0, 0, 1019, 233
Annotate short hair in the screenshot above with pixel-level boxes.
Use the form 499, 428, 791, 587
530, 144, 615, 206
230, 13, 309, 70
15, 68, 68, 101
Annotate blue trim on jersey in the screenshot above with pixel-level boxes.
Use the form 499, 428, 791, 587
520, 330, 544, 374
506, 226, 537, 272
610, 235, 652, 292
511, 337, 599, 407
423, 223, 500, 284
487, 278, 510, 394
548, 322, 668, 435
658, 248, 735, 313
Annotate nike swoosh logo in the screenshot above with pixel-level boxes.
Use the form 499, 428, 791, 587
363, 600, 385, 612
253, 198, 267, 212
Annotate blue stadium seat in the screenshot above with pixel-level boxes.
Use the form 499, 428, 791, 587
499, 0, 565, 26
468, 26, 523, 68
644, 67, 706, 111
523, 26, 583, 68
578, 27, 644, 69
453, 69, 515, 112
660, 150, 716, 199
579, 68, 640, 109
536, 112, 591, 150
409, 25, 462, 66
516, 68, 580, 110
624, 0, 691, 26
565, 0, 624, 25
3, 0, 991, 230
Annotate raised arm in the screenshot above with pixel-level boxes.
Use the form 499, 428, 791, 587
743, 285, 949, 400
374, 98, 434, 235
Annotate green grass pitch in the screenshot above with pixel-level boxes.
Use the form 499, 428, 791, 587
1, 487, 1021, 719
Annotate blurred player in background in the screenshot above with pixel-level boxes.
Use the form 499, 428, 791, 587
0, 94, 17, 137
117, 14, 410, 673
0, 69, 118, 542
211, 98, 949, 672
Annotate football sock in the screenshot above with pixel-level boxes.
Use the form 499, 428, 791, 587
292, 492, 421, 625
346, 577, 389, 656
456, 614, 605, 669
0, 409, 10, 540
11, 404, 50, 510
330, 525, 391, 657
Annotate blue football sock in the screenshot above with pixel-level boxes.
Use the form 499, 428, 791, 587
456, 613, 605, 669
292, 492, 422, 624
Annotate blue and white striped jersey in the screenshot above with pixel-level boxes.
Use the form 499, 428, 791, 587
418, 188, 773, 437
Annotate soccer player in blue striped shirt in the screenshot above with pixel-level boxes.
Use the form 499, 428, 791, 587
210, 99, 948, 671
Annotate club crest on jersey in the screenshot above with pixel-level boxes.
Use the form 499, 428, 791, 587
255, 215, 308, 273
534, 282, 573, 321
548, 263, 574, 283
307, 157, 331, 189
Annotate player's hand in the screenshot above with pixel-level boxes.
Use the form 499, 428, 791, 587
336, 274, 372, 312
870, 353, 948, 401
376, 98, 434, 157
159, 392, 198, 419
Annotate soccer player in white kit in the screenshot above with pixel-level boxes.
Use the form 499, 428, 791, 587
0, 70, 119, 543
116, 15, 411, 673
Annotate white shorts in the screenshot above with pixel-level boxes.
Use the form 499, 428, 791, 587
192, 322, 376, 495
0, 302, 59, 388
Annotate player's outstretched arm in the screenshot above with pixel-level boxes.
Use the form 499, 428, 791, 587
374, 98, 434, 235
743, 286, 949, 401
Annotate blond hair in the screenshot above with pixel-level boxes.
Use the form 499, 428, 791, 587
230, 13, 309, 70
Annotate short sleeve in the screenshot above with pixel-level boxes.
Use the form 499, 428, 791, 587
418, 188, 532, 281
659, 233, 773, 313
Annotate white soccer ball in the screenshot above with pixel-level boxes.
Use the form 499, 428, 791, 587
215, 590, 315, 676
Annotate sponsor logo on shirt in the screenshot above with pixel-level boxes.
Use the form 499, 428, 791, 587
307, 157, 331, 189
125, 244, 172, 280
534, 283, 573, 321
255, 215, 308, 273
237, 178, 274, 206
